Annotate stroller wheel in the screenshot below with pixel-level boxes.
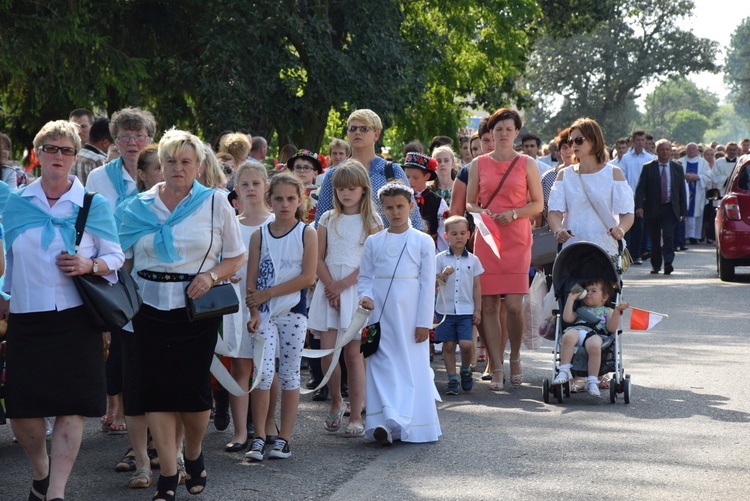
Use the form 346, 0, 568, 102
554, 383, 563, 404
623, 375, 631, 404
542, 378, 550, 404
609, 378, 617, 404
563, 380, 571, 398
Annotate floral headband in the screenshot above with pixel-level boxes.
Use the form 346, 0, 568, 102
377, 182, 414, 198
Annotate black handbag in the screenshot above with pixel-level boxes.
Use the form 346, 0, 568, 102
184, 193, 240, 321
73, 192, 142, 331
531, 225, 557, 267
360, 238, 408, 358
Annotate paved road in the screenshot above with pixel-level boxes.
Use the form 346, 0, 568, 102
2, 243, 749, 500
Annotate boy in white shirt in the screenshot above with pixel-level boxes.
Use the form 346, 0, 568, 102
435, 216, 484, 395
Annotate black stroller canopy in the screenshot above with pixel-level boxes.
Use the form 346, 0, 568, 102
551, 241, 620, 296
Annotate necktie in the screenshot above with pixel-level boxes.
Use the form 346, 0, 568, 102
660, 164, 668, 204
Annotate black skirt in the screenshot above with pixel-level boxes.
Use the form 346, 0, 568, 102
132, 304, 220, 413
5, 307, 106, 418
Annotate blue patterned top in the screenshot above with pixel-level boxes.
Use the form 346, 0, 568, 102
315, 156, 423, 230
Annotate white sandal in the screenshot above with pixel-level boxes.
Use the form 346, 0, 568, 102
552, 367, 572, 385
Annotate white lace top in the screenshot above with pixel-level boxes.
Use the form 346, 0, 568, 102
548, 163, 634, 256
319, 210, 382, 268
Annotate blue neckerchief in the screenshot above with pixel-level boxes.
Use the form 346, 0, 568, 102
118, 180, 214, 263
3, 189, 119, 253
0, 180, 11, 215
104, 157, 137, 207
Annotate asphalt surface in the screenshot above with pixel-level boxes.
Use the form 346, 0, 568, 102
1, 243, 749, 500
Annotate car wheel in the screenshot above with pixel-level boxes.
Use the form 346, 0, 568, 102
718, 247, 735, 282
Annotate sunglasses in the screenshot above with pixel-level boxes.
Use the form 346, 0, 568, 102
347, 125, 372, 133
39, 144, 77, 156
567, 136, 586, 146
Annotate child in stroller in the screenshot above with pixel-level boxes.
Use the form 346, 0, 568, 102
552, 278, 629, 396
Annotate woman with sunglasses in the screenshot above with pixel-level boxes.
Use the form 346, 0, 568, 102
547, 117, 634, 257
1, 120, 124, 500
466, 108, 543, 392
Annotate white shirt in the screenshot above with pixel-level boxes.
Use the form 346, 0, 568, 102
3, 176, 125, 313
435, 248, 484, 315
126, 184, 246, 311
620, 150, 655, 194
86, 163, 137, 211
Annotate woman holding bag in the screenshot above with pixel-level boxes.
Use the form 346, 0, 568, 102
119, 128, 246, 501
466, 108, 543, 392
1, 120, 124, 501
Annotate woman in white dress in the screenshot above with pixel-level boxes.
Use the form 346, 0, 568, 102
548, 118, 634, 258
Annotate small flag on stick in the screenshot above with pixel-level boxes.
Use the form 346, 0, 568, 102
470, 212, 502, 259
630, 308, 667, 331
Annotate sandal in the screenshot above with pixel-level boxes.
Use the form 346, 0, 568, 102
488, 369, 504, 391
599, 376, 611, 389
323, 402, 347, 432
109, 420, 128, 435
28, 473, 49, 501
342, 423, 365, 438
177, 454, 186, 485
184, 452, 207, 495
570, 379, 587, 393
129, 468, 153, 489
148, 447, 160, 469
152, 473, 179, 501
115, 448, 136, 472
100, 413, 115, 432
509, 359, 524, 386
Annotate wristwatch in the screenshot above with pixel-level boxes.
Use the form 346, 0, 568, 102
209, 271, 219, 283
511, 209, 518, 220
91, 258, 99, 274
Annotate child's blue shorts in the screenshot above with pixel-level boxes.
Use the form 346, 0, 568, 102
434, 314, 473, 343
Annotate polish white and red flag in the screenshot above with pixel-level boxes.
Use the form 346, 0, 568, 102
630, 308, 667, 331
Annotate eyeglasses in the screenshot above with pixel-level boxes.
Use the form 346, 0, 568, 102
567, 136, 586, 146
117, 134, 151, 143
293, 165, 314, 172
347, 125, 373, 133
39, 144, 77, 156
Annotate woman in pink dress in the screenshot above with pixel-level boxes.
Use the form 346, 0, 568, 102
466, 108, 543, 391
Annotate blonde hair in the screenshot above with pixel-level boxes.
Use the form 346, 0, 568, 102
158, 127, 206, 166
219, 132, 251, 166
200, 145, 227, 189
444, 215, 469, 232
235, 160, 269, 192
33, 120, 82, 151
347, 109, 382, 131
328, 138, 351, 156
330, 160, 380, 243
268, 171, 305, 221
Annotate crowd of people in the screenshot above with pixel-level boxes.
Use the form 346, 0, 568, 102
0, 104, 747, 500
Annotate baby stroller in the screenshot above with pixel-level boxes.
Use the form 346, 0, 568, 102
542, 241, 631, 404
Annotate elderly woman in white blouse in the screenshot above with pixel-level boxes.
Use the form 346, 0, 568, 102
0, 120, 124, 501
119, 128, 246, 501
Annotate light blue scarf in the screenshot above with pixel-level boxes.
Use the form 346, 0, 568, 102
104, 157, 138, 207
3, 189, 120, 253
118, 180, 214, 263
0, 180, 11, 215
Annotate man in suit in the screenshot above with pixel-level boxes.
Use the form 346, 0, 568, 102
635, 139, 687, 275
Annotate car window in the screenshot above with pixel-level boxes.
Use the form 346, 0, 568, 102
739, 165, 749, 191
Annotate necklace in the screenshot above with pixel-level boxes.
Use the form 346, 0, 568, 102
46, 195, 61, 201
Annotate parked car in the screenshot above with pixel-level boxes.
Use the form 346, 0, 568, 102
715, 155, 750, 281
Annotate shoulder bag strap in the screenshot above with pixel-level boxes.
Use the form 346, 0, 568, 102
575, 167, 611, 234
385, 161, 394, 180
74, 191, 97, 250
375, 235, 409, 323
480, 154, 522, 209
195, 193, 216, 275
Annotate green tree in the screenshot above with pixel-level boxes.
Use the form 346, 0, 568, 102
524, 0, 719, 142
704, 104, 750, 144
0, 1, 146, 154
641, 76, 719, 140
669, 110, 712, 144
725, 17, 750, 131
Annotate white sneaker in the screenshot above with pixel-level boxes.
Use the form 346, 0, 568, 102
552, 367, 572, 385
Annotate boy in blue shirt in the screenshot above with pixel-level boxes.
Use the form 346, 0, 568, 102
435, 216, 484, 395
